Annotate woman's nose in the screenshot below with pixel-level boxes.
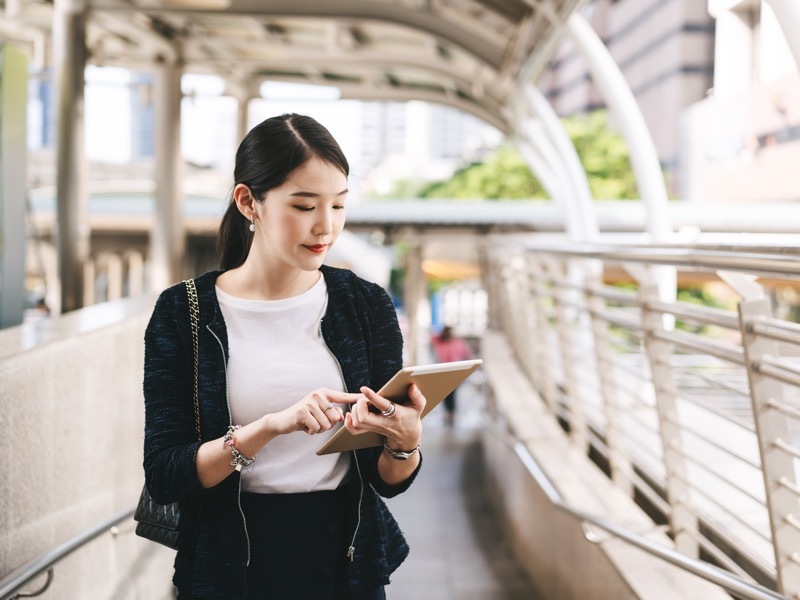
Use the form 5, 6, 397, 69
313, 207, 333, 235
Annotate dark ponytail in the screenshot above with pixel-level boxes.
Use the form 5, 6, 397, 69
216, 113, 350, 270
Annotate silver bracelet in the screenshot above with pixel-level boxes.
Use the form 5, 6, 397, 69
223, 425, 256, 471
383, 438, 421, 460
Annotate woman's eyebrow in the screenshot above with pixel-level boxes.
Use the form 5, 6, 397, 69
289, 189, 349, 198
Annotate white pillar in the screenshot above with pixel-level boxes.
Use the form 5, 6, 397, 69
566, 13, 672, 242
765, 0, 800, 72
236, 94, 251, 144
150, 54, 185, 291
0, 45, 27, 327
227, 80, 260, 145
403, 241, 424, 365
53, 0, 89, 313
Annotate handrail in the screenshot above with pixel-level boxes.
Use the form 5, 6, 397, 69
492, 240, 800, 279
487, 419, 790, 600
0, 506, 135, 600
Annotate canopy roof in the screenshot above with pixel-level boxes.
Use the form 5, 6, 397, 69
2, 0, 586, 131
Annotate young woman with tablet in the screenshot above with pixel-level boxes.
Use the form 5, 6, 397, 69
143, 114, 425, 599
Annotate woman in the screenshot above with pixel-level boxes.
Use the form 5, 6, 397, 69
143, 113, 425, 599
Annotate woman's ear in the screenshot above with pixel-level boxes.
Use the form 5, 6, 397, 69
232, 184, 257, 221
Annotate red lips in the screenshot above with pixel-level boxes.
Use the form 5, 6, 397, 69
304, 244, 327, 254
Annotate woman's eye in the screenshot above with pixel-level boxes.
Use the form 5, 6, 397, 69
294, 206, 314, 212
334, 205, 345, 210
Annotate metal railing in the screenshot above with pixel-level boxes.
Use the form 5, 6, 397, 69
487, 418, 789, 599
486, 238, 800, 598
0, 507, 135, 600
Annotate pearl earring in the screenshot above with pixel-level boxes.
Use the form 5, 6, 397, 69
249, 220, 255, 232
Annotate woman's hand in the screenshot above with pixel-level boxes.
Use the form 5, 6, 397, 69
269, 388, 364, 435
344, 383, 426, 450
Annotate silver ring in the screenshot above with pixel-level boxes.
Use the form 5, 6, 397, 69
381, 403, 397, 418
323, 402, 335, 412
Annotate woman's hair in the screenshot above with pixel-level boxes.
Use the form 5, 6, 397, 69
439, 326, 453, 341
217, 113, 349, 270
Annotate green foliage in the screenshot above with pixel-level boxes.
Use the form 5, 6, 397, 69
420, 146, 548, 199
383, 109, 640, 201
675, 286, 732, 310
562, 111, 638, 200
674, 285, 735, 334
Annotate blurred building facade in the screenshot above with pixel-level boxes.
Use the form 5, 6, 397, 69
541, 0, 800, 203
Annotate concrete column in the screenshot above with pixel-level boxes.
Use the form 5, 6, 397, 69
106, 253, 123, 300
150, 54, 185, 291
53, 0, 89, 313
228, 79, 262, 144
403, 241, 424, 365
125, 251, 144, 297
765, 0, 800, 72
0, 45, 28, 327
236, 94, 251, 144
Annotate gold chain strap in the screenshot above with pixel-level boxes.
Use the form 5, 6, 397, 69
185, 279, 202, 441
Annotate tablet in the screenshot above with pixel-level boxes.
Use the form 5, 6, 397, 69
316, 359, 482, 455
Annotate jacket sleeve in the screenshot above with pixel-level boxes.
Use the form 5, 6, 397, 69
142, 288, 206, 505
357, 280, 423, 497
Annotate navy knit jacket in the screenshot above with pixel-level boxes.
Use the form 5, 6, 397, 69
143, 266, 421, 599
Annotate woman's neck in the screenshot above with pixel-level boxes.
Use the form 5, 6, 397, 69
217, 261, 320, 300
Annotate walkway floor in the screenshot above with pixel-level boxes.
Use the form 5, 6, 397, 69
384, 380, 540, 600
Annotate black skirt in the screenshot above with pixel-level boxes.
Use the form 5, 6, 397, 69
241, 486, 385, 600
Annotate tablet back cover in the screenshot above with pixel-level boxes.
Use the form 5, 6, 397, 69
316, 359, 482, 455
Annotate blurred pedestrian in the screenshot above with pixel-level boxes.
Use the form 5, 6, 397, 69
431, 326, 473, 425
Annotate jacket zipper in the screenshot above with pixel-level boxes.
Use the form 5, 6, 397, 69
319, 318, 364, 561
348, 452, 365, 561
208, 324, 252, 567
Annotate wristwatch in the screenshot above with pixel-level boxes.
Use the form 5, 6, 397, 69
383, 438, 421, 460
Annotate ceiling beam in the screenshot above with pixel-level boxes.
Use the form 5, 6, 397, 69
89, 0, 508, 69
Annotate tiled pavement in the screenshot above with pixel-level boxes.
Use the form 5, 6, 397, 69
384, 381, 540, 600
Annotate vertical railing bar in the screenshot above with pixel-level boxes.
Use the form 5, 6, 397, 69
639, 277, 700, 557
528, 258, 561, 414
549, 257, 589, 452
586, 259, 633, 494
737, 288, 800, 596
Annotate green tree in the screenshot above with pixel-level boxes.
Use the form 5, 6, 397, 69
563, 110, 638, 200
420, 146, 548, 199
381, 110, 640, 201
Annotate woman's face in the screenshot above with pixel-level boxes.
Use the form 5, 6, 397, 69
252, 156, 348, 274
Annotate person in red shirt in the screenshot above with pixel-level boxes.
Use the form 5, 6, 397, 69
431, 326, 473, 425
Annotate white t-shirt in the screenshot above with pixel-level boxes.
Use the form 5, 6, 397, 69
216, 276, 350, 493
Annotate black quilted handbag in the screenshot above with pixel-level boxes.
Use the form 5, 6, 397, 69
134, 279, 202, 550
